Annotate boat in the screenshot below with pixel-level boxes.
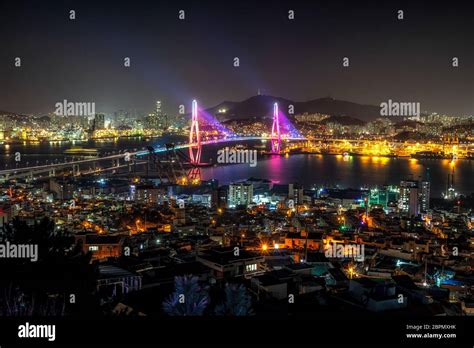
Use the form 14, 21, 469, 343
411, 151, 447, 159
64, 147, 99, 156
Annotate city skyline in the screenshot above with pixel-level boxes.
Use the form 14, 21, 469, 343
0, 1, 473, 345
4, 93, 472, 119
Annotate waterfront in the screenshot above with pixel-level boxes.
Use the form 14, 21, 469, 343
1, 138, 473, 198
201, 153, 474, 198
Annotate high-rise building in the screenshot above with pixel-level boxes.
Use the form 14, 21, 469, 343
288, 183, 304, 205
419, 168, 431, 213
113, 109, 129, 127
419, 180, 430, 213
228, 183, 253, 208
156, 100, 162, 114
145, 113, 159, 130
93, 113, 106, 130
217, 185, 228, 209
368, 186, 399, 208
399, 180, 419, 217
155, 100, 168, 129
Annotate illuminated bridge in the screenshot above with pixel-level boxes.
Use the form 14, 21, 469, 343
0, 101, 306, 183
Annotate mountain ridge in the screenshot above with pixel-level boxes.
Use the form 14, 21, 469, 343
206, 95, 382, 123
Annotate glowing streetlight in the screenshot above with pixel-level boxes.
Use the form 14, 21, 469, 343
348, 266, 354, 279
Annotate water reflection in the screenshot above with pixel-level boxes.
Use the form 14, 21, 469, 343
201, 154, 473, 198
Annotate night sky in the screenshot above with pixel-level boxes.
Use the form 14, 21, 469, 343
0, 0, 473, 116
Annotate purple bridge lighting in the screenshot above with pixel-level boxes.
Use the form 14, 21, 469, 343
189, 99, 202, 165
271, 102, 281, 154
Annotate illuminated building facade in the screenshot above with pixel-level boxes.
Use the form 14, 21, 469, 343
228, 183, 253, 208
399, 180, 419, 217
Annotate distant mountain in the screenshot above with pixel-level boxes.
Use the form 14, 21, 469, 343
212, 95, 293, 121
203, 101, 239, 118
295, 98, 380, 122
206, 95, 381, 123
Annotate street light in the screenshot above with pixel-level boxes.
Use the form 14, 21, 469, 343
348, 266, 355, 279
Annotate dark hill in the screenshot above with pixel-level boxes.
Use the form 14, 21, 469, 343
206, 95, 380, 122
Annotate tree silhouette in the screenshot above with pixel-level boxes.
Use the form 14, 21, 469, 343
1, 217, 72, 260
0, 284, 66, 316
214, 283, 254, 316
0, 217, 99, 317
162, 275, 209, 316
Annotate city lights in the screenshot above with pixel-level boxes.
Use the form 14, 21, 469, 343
0, 2, 473, 343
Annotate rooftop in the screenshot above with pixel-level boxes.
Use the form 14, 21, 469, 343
198, 246, 263, 265
98, 264, 139, 279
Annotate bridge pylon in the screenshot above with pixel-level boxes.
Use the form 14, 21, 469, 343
271, 102, 281, 154
189, 99, 202, 165
187, 99, 202, 183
